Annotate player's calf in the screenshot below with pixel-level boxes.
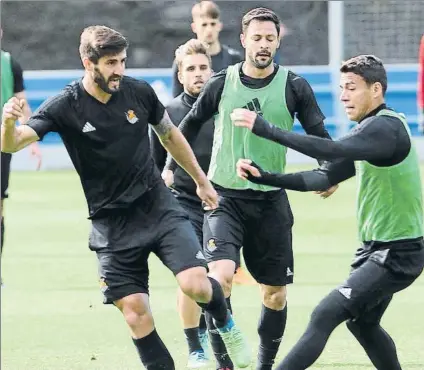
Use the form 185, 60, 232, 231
114, 293, 175, 369
177, 266, 252, 368
257, 285, 288, 370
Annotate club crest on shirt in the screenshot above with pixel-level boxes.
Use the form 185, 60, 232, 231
125, 109, 139, 124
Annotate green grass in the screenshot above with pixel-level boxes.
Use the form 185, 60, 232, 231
2, 165, 424, 370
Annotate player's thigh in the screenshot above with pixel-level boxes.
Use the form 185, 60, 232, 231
155, 212, 207, 276
338, 259, 418, 318
1, 153, 12, 200
96, 247, 151, 305
243, 191, 294, 286
202, 196, 243, 264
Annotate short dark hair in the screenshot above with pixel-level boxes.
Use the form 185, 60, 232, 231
340, 55, 387, 95
242, 8, 280, 36
79, 25, 129, 64
192, 1, 220, 20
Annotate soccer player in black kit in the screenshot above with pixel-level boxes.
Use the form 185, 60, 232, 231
0, 26, 250, 369
164, 8, 337, 370
171, 1, 243, 98
152, 39, 233, 369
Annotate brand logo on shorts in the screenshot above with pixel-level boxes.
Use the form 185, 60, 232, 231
196, 251, 206, 260
125, 109, 139, 124
338, 287, 352, 300
286, 267, 294, 277
207, 239, 217, 252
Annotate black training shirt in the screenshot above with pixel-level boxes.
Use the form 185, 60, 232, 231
27, 77, 165, 218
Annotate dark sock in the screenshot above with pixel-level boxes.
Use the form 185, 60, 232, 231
1, 217, 4, 254
197, 277, 228, 328
225, 297, 233, 314
256, 304, 288, 370
132, 330, 175, 369
275, 290, 351, 370
199, 310, 207, 333
346, 321, 402, 370
184, 327, 203, 354
206, 312, 234, 370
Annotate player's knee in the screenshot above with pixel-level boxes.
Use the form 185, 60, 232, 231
208, 260, 235, 297
261, 285, 287, 310
115, 294, 153, 331
177, 266, 210, 301
310, 290, 344, 323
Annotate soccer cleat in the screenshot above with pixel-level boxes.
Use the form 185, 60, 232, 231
187, 350, 209, 369
199, 330, 210, 360
216, 315, 251, 368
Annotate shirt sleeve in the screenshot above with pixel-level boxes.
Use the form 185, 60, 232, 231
247, 158, 355, 191
178, 71, 225, 142
139, 81, 165, 125
26, 94, 64, 140
171, 60, 184, 98
10, 56, 25, 93
289, 72, 326, 132
252, 114, 399, 162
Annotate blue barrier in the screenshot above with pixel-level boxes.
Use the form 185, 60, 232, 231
23, 65, 420, 144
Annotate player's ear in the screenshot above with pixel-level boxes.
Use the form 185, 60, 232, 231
240, 33, 246, 48
217, 20, 223, 32
82, 57, 94, 72
373, 82, 382, 98
191, 22, 197, 34
177, 70, 184, 85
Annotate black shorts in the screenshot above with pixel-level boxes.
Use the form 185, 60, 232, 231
1, 153, 12, 199
172, 191, 204, 243
203, 190, 294, 286
174, 190, 242, 270
337, 239, 424, 322
91, 182, 207, 304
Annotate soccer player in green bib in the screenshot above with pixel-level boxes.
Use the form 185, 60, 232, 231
235, 55, 424, 370
164, 8, 334, 369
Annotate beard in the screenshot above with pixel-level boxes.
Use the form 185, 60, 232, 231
94, 67, 122, 94
249, 51, 274, 69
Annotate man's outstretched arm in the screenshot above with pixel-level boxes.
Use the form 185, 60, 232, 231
236, 158, 355, 192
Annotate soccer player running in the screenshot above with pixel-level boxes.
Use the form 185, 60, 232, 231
1, 28, 42, 283
171, 1, 243, 98
235, 55, 424, 370
1, 26, 251, 369
152, 39, 234, 369
164, 8, 335, 370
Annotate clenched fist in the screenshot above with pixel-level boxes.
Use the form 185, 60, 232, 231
2, 97, 24, 127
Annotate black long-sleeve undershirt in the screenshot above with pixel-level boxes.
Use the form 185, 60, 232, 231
247, 104, 411, 192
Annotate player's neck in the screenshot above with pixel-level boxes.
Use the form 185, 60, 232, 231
207, 41, 221, 56
242, 61, 275, 79
82, 75, 112, 104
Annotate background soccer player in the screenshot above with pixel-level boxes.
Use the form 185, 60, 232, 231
164, 8, 335, 370
171, 0, 243, 98
1, 26, 251, 369
1, 28, 42, 284
152, 38, 234, 369
235, 54, 424, 370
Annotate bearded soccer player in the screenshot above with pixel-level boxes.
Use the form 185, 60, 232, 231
1, 26, 251, 369
164, 8, 335, 370
235, 54, 424, 370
